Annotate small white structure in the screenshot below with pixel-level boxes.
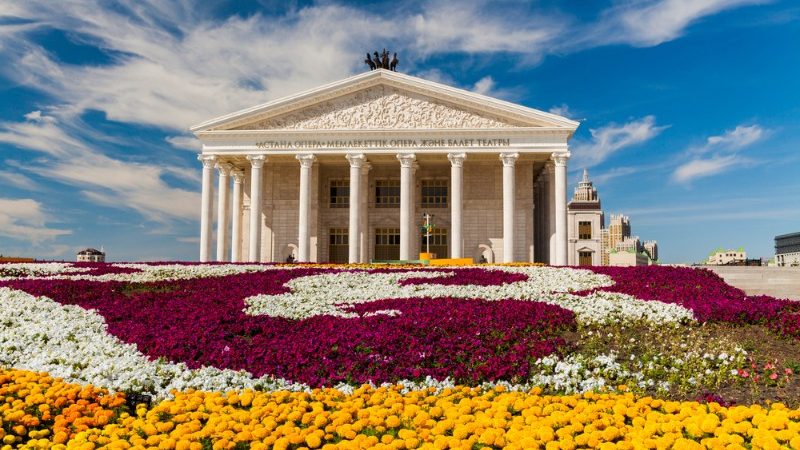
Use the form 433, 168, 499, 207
77, 248, 105, 262
707, 249, 746, 266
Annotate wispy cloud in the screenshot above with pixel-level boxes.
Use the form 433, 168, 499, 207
0, 197, 71, 244
583, 0, 769, 48
672, 124, 766, 183
0, 111, 199, 222
548, 104, 574, 119
166, 135, 202, 152
571, 116, 668, 168
0, 170, 40, 191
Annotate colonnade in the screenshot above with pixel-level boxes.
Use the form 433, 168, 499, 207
198, 152, 569, 265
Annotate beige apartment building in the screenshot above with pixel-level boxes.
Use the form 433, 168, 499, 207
191, 69, 580, 264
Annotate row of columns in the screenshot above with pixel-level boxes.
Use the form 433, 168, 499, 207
198, 151, 569, 264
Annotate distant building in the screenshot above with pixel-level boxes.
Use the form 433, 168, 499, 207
77, 248, 105, 263
609, 250, 650, 267
567, 170, 657, 266
567, 169, 603, 266
600, 214, 656, 266
706, 248, 746, 266
775, 232, 800, 267
644, 240, 658, 262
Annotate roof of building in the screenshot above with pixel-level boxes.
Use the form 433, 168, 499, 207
775, 231, 800, 240
190, 69, 580, 133
77, 248, 105, 255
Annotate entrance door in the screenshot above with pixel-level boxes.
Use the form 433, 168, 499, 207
328, 228, 348, 263
374, 228, 400, 261
579, 251, 593, 266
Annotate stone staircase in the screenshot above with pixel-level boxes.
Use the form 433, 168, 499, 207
704, 266, 800, 300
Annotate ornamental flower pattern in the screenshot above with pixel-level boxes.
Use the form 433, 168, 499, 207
2, 263, 799, 398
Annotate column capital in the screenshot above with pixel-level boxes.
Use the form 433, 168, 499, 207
216, 161, 233, 176
296, 153, 316, 168
447, 152, 467, 168
552, 152, 571, 166
346, 153, 367, 168
198, 154, 217, 168
360, 162, 372, 175
231, 169, 245, 183
499, 152, 519, 167
247, 154, 267, 168
396, 153, 416, 168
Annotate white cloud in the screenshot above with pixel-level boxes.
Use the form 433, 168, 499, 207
548, 104, 573, 119
472, 76, 495, 96
571, 116, 668, 168
672, 124, 766, 183
672, 155, 742, 183
0, 170, 40, 191
0, 197, 71, 243
0, 112, 199, 222
590, 166, 639, 185
411, 1, 563, 57
705, 124, 764, 150
585, 0, 768, 47
166, 135, 202, 151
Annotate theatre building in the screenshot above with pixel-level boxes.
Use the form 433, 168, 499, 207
191, 69, 579, 264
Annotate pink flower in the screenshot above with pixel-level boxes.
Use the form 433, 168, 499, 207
738, 369, 749, 378
769, 373, 778, 380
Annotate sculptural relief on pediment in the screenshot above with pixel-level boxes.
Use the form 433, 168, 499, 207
231, 86, 530, 131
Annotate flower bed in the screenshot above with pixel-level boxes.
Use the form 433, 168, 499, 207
3, 262, 800, 448
3, 368, 800, 450
587, 266, 800, 337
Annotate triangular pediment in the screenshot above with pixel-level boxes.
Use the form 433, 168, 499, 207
191, 70, 579, 133
231, 85, 525, 131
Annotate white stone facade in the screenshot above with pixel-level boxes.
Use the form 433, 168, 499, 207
191, 70, 579, 263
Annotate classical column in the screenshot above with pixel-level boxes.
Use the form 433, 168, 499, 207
247, 155, 267, 262
397, 153, 416, 260
359, 161, 371, 263
500, 153, 519, 263
215, 162, 233, 262
296, 154, 315, 262
553, 153, 570, 266
447, 152, 466, 259
345, 154, 365, 263
534, 177, 543, 262
230, 169, 244, 262
198, 154, 216, 262
547, 162, 556, 265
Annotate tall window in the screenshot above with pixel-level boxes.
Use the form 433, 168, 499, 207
578, 221, 592, 239
375, 228, 400, 260
375, 179, 400, 208
421, 228, 448, 258
421, 180, 448, 208
579, 251, 593, 266
329, 180, 349, 208
328, 228, 348, 263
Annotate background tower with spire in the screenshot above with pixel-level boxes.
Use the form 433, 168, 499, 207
567, 169, 604, 265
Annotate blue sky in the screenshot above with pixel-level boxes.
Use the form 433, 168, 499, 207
0, 0, 798, 263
